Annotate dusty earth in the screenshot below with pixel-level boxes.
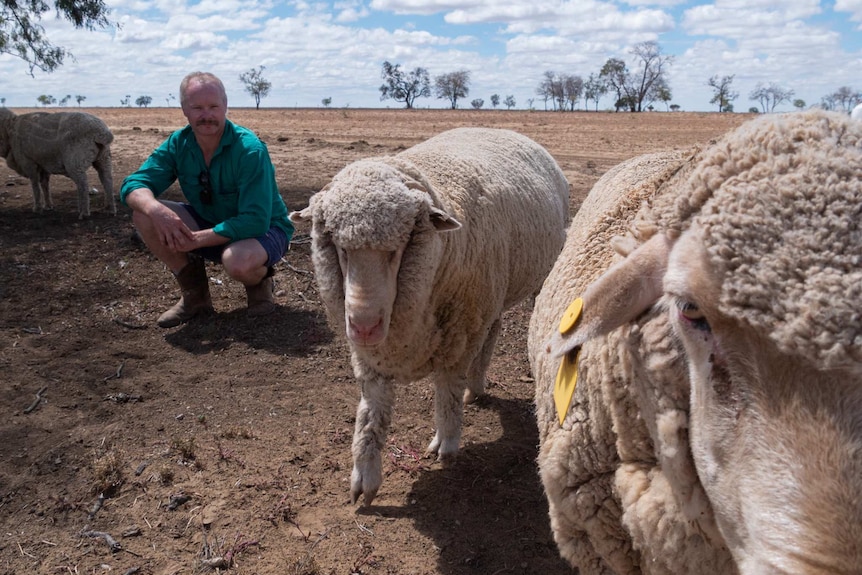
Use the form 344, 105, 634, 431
0, 107, 748, 575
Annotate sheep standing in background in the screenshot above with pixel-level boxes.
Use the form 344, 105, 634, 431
0, 108, 115, 218
851, 102, 862, 120
290, 127, 570, 506
529, 110, 862, 574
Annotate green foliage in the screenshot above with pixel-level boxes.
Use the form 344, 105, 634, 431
433, 70, 469, 109
470, 98, 483, 109
380, 61, 430, 109
1, 0, 112, 74
36, 94, 55, 106
239, 66, 271, 109
321, 97, 332, 107
707, 74, 738, 113
135, 95, 152, 107
503, 95, 516, 110
75, 94, 86, 106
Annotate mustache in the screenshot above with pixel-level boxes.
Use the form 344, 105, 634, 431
196, 119, 219, 126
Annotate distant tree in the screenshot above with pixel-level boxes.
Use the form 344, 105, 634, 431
434, 70, 470, 109
1, 0, 112, 74
669, 104, 681, 112
526, 97, 535, 110
503, 95, 516, 110
583, 73, 608, 111
821, 86, 862, 112
629, 41, 673, 112
562, 74, 584, 111
490, 94, 500, 109
37, 94, 55, 106
59, 94, 71, 106
652, 78, 672, 111
75, 94, 86, 106
793, 99, 806, 110
0, 97, 5, 107
537, 71, 583, 111
535, 71, 554, 110
599, 58, 629, 111
470, 98, 484, 109
600, 41, 672, 112
136, 95, 152, 108
239, 66, 271, 110
707, 74, 738, 112
322, 97, 332, 107
120, 95, 131, 107
380, 61, 430, 109
165, 93, 175, 107
749, 82, 794, 113
748, 107, 760, 113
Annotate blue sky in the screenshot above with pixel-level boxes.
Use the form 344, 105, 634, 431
2, 0, 862, 111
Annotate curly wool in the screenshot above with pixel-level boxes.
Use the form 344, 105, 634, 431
654, 111, 862, 369
530, 110, 862, 575
307, 159, 434, 252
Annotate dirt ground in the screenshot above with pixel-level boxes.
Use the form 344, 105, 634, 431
0, 107, 748, 575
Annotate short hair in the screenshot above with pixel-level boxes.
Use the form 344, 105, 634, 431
179, 72, 227, 106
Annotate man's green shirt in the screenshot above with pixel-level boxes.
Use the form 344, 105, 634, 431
120, 119, 293, 242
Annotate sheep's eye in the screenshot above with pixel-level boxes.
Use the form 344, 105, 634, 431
678, 300, 711, 332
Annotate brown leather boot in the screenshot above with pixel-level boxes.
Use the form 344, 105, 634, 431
245, 272, 277, 317
157, 256, 214, 328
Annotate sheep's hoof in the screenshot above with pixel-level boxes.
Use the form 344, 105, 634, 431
436, 451, 457, 468
463, 388, 483, 404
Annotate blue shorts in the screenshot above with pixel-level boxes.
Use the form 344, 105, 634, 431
184, 204, 289, 268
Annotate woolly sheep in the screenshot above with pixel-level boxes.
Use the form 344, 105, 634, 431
290, 127, 570, 506
0, 108, 115, 218
528, 110, 862, 574
852, 102, 862, 120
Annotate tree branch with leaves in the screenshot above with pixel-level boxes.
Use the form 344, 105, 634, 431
2, 0, 113, 75
380, 61, 430, 109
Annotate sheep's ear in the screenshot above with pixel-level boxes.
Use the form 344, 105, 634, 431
288, 207, 312, 224
430, 207, 462, 232
547, 233, 672, 357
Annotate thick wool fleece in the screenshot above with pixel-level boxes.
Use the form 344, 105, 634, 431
528, 110, 862, 574
663, 111, 862, 369
0, 108, 114, 217
309, 127, 570, 380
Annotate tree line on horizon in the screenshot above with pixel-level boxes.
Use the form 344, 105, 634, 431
3, 1, 862, 114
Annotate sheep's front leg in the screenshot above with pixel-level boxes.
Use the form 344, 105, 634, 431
350, 375, 394, 506
425, 373, 465, 464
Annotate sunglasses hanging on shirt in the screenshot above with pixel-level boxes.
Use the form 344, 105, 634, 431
198, 170, 213, 205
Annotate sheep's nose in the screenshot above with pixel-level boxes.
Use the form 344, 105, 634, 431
348, 317, 385, 346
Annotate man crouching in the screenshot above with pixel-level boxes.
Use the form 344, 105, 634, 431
121, 71, 293, 328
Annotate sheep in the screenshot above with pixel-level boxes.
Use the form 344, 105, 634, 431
0, 108, 115, 218
851, 102, 862, 120
528, 110, 862, 575
289, 127, 570, 506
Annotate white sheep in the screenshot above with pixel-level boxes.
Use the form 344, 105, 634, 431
290, 127, 570, 506
0, 108, 115, 218
851, 102, 862, 120
528, 110, 862, 574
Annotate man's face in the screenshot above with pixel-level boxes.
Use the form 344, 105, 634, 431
181, 81, 227, 139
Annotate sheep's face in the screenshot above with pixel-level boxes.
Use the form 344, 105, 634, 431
337, 244, 405, 347
289, 161, 462, 349
665, 225, 862, 575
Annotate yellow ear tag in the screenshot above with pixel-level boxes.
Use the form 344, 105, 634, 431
554, 297, 583, 425
559, 297, 583, 334
554, 350, 580, 425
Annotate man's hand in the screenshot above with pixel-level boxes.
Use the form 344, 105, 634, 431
149, 204, 196, 252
